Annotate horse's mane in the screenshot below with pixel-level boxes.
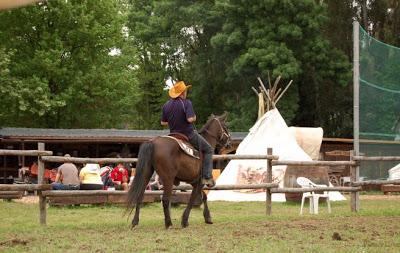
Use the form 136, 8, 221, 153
198, 115, 217, 134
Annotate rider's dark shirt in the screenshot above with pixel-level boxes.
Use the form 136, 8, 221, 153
161, 98, 195, 138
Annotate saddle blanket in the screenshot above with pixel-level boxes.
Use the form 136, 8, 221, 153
161, 136, 200, 159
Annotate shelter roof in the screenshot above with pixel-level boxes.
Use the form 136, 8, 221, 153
0, 127, 247, 144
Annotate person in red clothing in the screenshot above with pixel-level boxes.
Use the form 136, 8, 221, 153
110, 163, 129, 191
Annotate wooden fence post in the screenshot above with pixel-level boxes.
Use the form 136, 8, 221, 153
38, 142, 47, 225
350, 150, 360, 212
266, 148, 273, 215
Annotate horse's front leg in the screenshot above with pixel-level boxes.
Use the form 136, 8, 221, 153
201, 190, 213, 224
181, 183, 202, 228
162, 182, 173, 229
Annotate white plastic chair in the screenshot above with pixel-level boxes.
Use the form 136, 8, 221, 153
340, 176, 351, 186
296, 177, 331, 215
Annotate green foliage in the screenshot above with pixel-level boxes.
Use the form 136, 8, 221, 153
0, 0, 139, 128
212, 0, 351, 132
1, 0, 399, 137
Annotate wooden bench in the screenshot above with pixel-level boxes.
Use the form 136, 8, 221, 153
42, 190, 193, 206
0, 191, 24, 200
381, 184, 400, 195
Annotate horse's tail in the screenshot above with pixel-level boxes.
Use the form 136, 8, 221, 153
126, 141, 154, 210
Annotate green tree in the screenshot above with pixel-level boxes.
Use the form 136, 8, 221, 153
127, 0, 255, 131
0, 0, 139, 128
211, 0, 351, 135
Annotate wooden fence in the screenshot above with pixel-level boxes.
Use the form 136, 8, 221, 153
1, 143, 400, 225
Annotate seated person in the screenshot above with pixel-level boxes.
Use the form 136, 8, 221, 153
149, 173, 162, 190
51, 154, 80, 190
18, 166, 30, 183
100, 165, 113, 188
49, 168, 58, 183
129, 168, 136, 187
29, 161, 39, 184
44, 168, 57, 184
79, 163, 103, 190
110, 163, 129, 191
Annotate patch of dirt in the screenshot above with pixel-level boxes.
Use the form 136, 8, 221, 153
332, 232, 342, 241
0, 238, 29, 247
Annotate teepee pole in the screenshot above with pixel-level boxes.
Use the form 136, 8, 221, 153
275, 80, 293, 104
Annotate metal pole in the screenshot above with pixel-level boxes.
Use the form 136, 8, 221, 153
350, 150, 360, 212
352, 21, 360, 212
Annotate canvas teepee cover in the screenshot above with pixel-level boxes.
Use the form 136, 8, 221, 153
208, 108, 345, 202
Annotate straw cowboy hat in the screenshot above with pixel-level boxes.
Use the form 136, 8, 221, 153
169, 81, 191, 98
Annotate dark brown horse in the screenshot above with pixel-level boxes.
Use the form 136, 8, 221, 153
126, 113, 231, 229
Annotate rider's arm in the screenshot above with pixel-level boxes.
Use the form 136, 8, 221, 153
161, 104, 168, 126
185, 100, 196, 123
187, 115, 196, 123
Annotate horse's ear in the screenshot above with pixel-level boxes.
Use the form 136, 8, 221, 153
211, 113, 215, 118
220, 111, 228, 121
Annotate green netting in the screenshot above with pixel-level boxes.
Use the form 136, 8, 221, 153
359, 25, 400, 180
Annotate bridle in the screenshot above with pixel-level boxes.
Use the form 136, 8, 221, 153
203, 117, 231, 144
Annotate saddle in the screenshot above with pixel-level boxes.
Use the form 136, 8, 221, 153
161, 133, 200, 159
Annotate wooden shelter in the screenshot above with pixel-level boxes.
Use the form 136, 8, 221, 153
0, 128, 246, 179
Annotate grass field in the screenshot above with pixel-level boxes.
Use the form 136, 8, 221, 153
1, 194, 400, 253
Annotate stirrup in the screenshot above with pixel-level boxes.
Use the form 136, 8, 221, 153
201, 178, 215, 187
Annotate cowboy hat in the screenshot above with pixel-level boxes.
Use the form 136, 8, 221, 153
169, 81, 192, 98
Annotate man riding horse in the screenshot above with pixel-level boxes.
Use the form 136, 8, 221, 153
161, 81, 215, 187
127, 81, 230, 228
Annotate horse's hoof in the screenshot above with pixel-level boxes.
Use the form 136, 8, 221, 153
181, 222, 189, 228
165, 223, 173, 229
131, 220, 139, 229
205, 219, 213, 224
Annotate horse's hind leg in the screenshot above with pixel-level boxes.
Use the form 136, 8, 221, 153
162, 182, 173, 229
202, 190, 213, 224
181, 183, 202, 228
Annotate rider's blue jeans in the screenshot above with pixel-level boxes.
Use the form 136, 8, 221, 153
189, 131, 213, 179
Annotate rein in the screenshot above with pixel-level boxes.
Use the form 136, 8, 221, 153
202, 117, 230, 142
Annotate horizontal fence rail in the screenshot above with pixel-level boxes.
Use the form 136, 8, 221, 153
212, 154, 279, 160
42, 190, 180, 197
0, 149, 53, 156
271, 186, 361, 193
351, 179, 400, 186
40, 154, 280, 163
41, 156, 138, 164
0, 191, 22, 195
353, 156, 400, 161
272, 160, 357, 166
41, 183, 280, 197
42, 190, 127, 197
174, 183, 279, 191
0, 184, 52, 191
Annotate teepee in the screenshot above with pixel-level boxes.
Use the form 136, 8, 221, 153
208, 76, 345, 202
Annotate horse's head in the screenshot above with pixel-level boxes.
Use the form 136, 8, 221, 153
199, 112, 231, 150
